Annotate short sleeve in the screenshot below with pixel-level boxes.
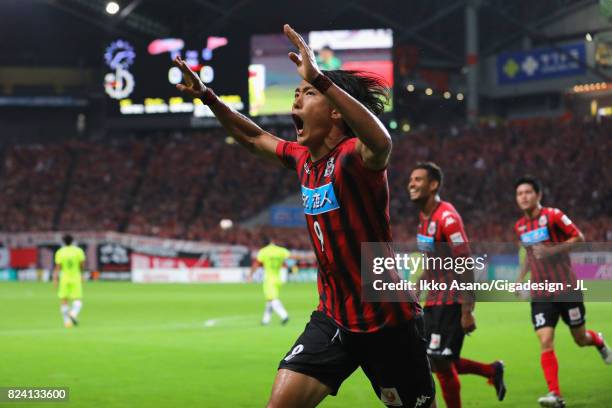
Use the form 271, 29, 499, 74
441, 212, 470, 257
256, 250, 264, 263
275, 141, 306, 171
551, 209, 581, 239
54, 249, 62, 265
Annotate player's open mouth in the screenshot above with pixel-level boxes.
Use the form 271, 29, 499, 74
292, 114, 304, 136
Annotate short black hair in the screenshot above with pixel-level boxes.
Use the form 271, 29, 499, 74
514, 176, 541, 194
62, 234, 73, 245
323, 70, 390, 136
412, 162, 443, 192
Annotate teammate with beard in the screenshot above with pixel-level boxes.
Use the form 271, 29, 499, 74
408, 162, 506, 408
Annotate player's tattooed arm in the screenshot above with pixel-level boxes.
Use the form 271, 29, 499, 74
173, 56, 283, 164
283, 24, 392, 170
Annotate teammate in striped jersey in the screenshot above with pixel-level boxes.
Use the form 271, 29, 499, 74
514, 176, 611, 408
175, 24, 434, 407
409, 162, 506, 408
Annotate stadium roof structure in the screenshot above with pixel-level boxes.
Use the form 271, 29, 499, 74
2, 0, 602, 69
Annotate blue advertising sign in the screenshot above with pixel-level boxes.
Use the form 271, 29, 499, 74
269, 205, 306, 227
497, 43, 586, 85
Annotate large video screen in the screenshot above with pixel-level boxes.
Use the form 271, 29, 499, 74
102, 35, 247, 117
249, 29, 393, 116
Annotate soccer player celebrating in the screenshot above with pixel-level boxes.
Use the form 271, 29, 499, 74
250, 237, 291, 326
175, 24, 435, 408
52, 234, 86, 328
514, 176, 611, 408
408, 162, 506, 408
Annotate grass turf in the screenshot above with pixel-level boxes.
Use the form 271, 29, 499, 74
1, 282, 611, 407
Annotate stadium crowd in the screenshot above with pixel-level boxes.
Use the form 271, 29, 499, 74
0, 118, 609, 249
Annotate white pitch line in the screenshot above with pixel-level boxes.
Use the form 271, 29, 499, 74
0, 313, 308, 336
0, 315, 257, 336
203, 319, 217, 327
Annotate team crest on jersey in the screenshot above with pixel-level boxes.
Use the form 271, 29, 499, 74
323, 157, 335, 177
538, 215, 547, 226
427, 221, 437, 235
303, 162, 311, 174
518, 225, 527, 232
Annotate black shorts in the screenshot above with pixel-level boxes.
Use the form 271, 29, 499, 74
530, 301, 586, 330
423, 304, 465, 360
279, 311, 435, 408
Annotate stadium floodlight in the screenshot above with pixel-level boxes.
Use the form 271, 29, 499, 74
585, 33, 593, 42
106, 2, 120, 15
406, 84, 415, 92
425, 88, 433, 96
443, 91, 451, 99
457, 92, 464, 101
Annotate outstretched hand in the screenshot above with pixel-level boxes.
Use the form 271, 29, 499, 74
173, 56, 207, 98
283, 24, 321, 83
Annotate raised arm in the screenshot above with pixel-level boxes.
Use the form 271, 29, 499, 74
173, 56, 283, 163
283, 24, 392, 170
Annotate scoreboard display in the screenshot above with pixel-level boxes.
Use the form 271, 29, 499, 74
249, 29, 393, 116
103, 35, 248, 117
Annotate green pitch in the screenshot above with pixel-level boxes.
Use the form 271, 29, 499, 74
1, 282, 611, 407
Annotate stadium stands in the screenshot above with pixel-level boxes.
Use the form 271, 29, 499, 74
0, 118, 610, 248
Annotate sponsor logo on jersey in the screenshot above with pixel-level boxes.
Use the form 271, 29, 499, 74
449, 232, 464, 245
417, 234, 434, 252
301, 183, 339, 215
441, 347, 453, 356
441, 211, 452, 219
520, 226, 550, 245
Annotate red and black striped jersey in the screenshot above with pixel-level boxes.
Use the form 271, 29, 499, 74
416, 200, 470, 307
276, 138, 421, 333
514, 207, 581, 298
